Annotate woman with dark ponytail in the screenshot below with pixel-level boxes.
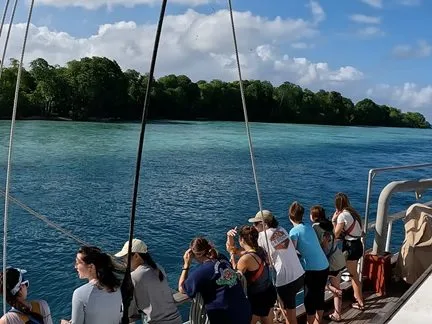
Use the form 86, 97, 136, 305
0, 267, 53, 324
178, 237, 251, 324
226, 225, 277, 324
60, 246, 123, 324
115, 239, 181, 324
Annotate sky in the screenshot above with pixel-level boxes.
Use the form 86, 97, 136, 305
2, 0, 432, 119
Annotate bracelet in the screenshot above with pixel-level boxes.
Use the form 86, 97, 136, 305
182, 267, 189, 271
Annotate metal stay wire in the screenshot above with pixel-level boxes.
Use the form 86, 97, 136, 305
3, 0, 36, 313
121, 1, 168, 323
0, 0, 19, 81
0, 0, 12, 38
226, 0, 288, 320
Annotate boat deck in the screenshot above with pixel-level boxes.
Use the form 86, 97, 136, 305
319, 280, 410, 324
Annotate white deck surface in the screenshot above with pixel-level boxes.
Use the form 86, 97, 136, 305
388, 272, 432, 323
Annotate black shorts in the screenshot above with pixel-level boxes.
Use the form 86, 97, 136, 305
304, 268, 329, 315
276, 274, 304, 310
343, 239, 364, 261
249, 285, 277, 317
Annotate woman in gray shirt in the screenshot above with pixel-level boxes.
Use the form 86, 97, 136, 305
61, 246, 123, 324
115, 239, 181, 324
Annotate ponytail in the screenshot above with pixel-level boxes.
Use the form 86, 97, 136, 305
78, 246, 121, 292
138, 253, 164, 282
190, 237, 219, 260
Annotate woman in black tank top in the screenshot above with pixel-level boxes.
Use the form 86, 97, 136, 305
226, 225, 277, 324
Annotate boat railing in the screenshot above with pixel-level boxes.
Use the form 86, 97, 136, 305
361, 163, 432, 272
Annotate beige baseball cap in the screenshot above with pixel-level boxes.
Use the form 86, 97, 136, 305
115, 238, 148, 257
248, 209, 274, 223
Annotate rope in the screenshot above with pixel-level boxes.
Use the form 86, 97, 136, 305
0, 0, 11, 38
121, 1, 168, 323
0, 0, 19, 81
226, 0, 288, 320
3, 0, 35, 314
0, 190, 89, 246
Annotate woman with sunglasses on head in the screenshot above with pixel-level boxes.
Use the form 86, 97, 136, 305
226, 225, 277, 324
178, 237, 251, 324
0, 267, 53, 324
60, 246, 123, 324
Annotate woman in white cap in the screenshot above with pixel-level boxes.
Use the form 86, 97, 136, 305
246, 210, 305, 324
115, 238, 182, 324
0, 267, 53, 324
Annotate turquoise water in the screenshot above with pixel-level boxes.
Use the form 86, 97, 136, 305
0, 120, 431, 322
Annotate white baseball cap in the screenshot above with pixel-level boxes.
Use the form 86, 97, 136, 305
114, 239, 148, 257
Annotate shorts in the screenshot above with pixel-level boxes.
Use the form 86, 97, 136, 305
328, 267, 344, 277
276, 274, 304, 310
304, 268, 329, 315
249, 285, 277, 317
343, 239, 364, 261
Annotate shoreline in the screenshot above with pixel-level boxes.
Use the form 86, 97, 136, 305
1, 116, 430, 129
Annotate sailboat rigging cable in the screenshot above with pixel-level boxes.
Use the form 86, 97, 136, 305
2, 0, 35, 314
121, 1, 168, 323
0, 0, 12, 38
0, 189, 90, 246
0, 0, 19, 81
227, 0, 288, 320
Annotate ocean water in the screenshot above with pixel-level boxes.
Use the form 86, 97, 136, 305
0, 120, 431, 322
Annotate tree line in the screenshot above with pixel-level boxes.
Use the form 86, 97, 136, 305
0, 56, 429, 128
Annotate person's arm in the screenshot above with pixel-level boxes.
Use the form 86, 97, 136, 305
289, 228, 299, 250
334, 213, 345, 239
37, 300, 53, 324
226, 227, 245, 257
178, 249, 192, 294
334, 222, 344, 239
70, 288, 85, 324
235, 255, 250, 274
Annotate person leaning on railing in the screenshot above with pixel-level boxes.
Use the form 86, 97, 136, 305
247, 210, 305, 324
226, 225, 277, 324
332, 192, 365, 311
178, 237, 251, 324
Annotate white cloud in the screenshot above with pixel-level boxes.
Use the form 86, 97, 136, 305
0, 8, 363, 90
392, 40, 432, 58
37, 0, 214, 9
367, 83, 432, 115
360, 0, 383, 8
357, 26, 385, 38
291, 42, 315, 49
308, 1, 326, 24
350, 14, 381, 24
398, 0, 421, 6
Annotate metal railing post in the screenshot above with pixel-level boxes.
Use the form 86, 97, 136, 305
385, 221, 393, 252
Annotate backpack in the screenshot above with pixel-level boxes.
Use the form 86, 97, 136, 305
316, 220, 338, 258
10, 301, 43, 324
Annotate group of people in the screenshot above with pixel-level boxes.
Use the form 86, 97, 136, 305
0, 241, 182, 324
178, 192, 365, 324
0, 192, 365, 324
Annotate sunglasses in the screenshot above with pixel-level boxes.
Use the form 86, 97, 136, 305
21, 280, 29, 289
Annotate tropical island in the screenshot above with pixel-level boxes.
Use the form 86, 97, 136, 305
0, 56, 430, 128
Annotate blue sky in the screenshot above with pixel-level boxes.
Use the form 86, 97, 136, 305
5, 0, 432, 118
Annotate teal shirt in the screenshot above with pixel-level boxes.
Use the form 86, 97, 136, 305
289, 223, 329, 271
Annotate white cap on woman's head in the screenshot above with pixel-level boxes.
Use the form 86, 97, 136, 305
115, 239, 148, 257
248, 210, 274, 223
